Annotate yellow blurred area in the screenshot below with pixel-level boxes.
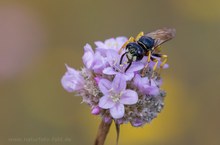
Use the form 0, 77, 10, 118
0, 1, 220, 145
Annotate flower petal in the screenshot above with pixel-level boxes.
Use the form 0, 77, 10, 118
98, 79, 112, 94
65, 64, 78, 74
82, 44, 94, 69
120, 90, 138, 105
133, 74, 150, 93
150, 87, 160, 96
61, 65, 84, 92
150, 79, 158, 87
96, 48, 108, 56
133, 73, 141, 87
145, 86, 160, 96
105, 38, 117, 49
106, 49, 120, 66
84, 43, 93, 52
94, 41, 106, 49
110, 103, 125, 119
163, 63, 169, 69
126, 63, 144, 73
131, 118, 145, 127
112, 74, 126, 93
115, 37, 128, 51
116, 37, 127, 45
61, 75, 76, 92
92, 52, 106, 73
99, 96, 115, 109
91, 106, 101, 115
103, 67, 117, 75
123, 72, 134, 81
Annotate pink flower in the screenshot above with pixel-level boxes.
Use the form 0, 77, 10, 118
134, 74, 160, 96
91, 106, 101, 115
131, 118, 145, 127
103, 49, 144, 80
95, 37, 128, 52
98, 74, 138, 119
61, 65, 85, 92
82, 44, 94, 69
61, 31, 173, 126
82, 44, 107, 73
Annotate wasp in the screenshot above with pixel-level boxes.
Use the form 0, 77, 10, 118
119, 27, 176, 76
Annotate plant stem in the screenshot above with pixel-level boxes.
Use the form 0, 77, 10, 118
94, 120, 112, 145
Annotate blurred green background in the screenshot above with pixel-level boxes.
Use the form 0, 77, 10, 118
0, 0, 220, 145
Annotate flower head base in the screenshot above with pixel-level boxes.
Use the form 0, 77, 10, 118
61, 36, 168, 127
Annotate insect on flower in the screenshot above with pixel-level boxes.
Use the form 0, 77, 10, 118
119, 28, 176, 76
61, 28, 176, 145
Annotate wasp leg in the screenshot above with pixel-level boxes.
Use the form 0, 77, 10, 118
152, 58, 159, 71
135, 31, 144, 41
158, 54, 168, 74
118, 37, 135, 54
141, 51, 151, 77
151, 57, 159, 78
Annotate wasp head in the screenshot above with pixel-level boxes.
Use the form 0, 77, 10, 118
126, 42, 145, 62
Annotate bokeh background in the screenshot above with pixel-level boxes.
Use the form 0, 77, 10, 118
0, 0, 220, 145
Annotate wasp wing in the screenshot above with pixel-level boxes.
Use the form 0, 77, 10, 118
145, 27, 176, 48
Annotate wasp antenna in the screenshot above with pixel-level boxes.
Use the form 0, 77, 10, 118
120, 52, 128, 65
125, 60, 132, 72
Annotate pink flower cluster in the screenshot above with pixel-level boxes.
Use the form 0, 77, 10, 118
61, 37, 167, 127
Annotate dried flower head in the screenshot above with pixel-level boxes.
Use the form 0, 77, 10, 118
61, 33, 172, 127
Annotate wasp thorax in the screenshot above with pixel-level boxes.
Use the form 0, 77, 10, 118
137, 36, 155, 51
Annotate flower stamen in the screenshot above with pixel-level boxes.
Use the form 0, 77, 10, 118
110, 95, 120, 103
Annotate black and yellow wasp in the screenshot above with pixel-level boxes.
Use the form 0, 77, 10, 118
119, 27, 176, 76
